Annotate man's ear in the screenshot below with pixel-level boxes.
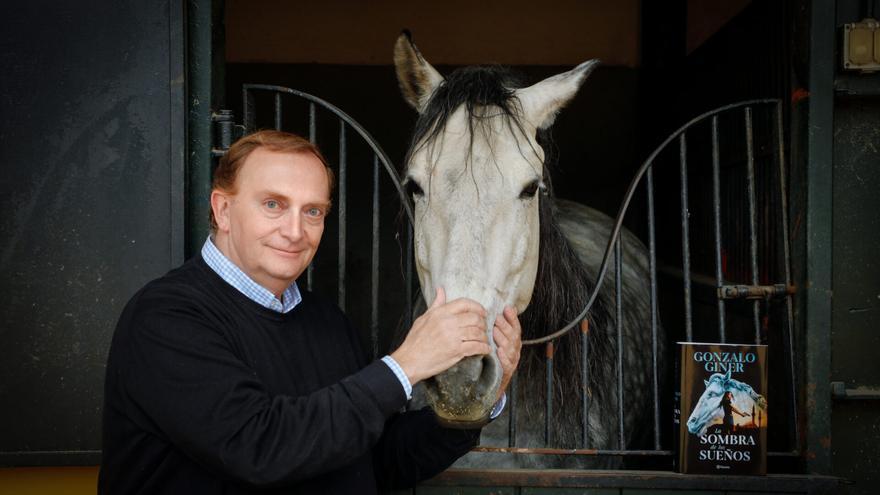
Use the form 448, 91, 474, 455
210, 190, 232, 232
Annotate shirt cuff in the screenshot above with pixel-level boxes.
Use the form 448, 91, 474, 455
489, 392, 507, 420
381, 355, 412, 400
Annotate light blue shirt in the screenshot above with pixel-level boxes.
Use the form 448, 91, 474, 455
201, 236, 505, 417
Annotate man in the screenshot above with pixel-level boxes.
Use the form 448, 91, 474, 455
99, 130, 522, 494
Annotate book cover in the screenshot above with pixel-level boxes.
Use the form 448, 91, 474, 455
674, 342, 768, 474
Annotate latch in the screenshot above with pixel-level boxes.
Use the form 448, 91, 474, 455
211, 110, 244, 157
831, 381, 880, 400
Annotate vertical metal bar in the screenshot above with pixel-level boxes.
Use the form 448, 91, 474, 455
371, 154, 380, 358
679, 133, 694, 341
306, 103, 316, 291
273, 92, 282, 130
775, 101, 800, 448
242, 87, 255, 133
545, 342, 554, 446
337, 120, 347, 310
508, 373, 517, 448
745, 107, 761, 343
805, 0, 835, 471
185, 0, 213, 258
711, 116, 727, 342
309, 103, 316, 142
646, 165, 661, 450
580, 319, 590, 448
615, 237, 625, 450
405, 225, 413, 329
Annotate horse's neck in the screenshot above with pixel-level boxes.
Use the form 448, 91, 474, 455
520, 198, 615, 341
518, 197, 617, 410
520, 199, 596, 340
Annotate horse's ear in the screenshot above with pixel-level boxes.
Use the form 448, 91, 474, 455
704, 379, 709, 388
723, 368, 732, 381
394, 30, 444, 113
515, 59, 600, 130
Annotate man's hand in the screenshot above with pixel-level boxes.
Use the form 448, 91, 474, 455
391, 287, 490, 385
493, 305, 522, 401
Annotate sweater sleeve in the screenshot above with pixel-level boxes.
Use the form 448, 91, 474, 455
371, 408, 481, 489
116, 297, 408, 487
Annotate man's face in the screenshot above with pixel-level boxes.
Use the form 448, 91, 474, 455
211, 147, 331, 296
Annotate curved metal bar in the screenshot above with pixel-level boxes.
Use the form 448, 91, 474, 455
241, 84, 415, 225
523, 98, 782, 345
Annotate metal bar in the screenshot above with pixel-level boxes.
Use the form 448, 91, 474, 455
718, 284, 796, 299
744, 107, 761, 343
371, 154, 380, 358
309, 102, 316, 142
185, 0, 213, 257
775, 100, 800, 450
646, 165, 660, 450
804, 0, 835, 472
470, 447, 672, 456
545, 341, 554, 447
508, 373, 517, 448
337, 120, 347, 310
242, 87, 255, 133
831, 382, 880, 400
273, 92, 281, 130
426, 465, 842, 493
679, 133, 693, 341
614, 236, 624, 449
405, 225, 413, 329
580, 319, 590, 448
711, 115, 727, 342
307, 103, 316, 292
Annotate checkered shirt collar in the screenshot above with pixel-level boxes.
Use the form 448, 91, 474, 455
201, 236, 302, 313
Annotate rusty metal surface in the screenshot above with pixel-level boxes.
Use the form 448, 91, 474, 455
717, 284, 796, 300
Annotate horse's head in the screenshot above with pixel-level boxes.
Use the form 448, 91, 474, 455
394, 32, 599, 426
686, 369, 731, 436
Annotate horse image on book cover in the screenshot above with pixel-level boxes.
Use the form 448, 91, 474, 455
675, 342, 768, 475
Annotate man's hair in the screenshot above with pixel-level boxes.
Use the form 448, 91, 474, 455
210, 130, 335, 231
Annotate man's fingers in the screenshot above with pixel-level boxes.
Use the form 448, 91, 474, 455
441, 298, 487, 317
459, 325, 488, 342
503, 305, 518, 320
461, 341, 491, 357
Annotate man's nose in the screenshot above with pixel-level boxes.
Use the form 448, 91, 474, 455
278, 210, 304, 241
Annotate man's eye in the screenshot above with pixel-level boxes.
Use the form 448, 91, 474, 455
306, 207, 324, 218
265, 200, 280, 209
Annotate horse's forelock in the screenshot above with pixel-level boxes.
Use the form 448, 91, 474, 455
405, 65, 544, 179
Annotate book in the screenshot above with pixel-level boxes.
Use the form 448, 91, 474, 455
674, 342, 768, 474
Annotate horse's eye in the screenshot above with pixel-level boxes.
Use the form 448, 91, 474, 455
405, 179, 424, 198
519, 180, 542, 199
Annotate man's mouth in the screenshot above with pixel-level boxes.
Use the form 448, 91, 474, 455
270, 246, 304, 257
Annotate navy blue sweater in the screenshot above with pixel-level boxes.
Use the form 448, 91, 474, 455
99, 256, 479, 494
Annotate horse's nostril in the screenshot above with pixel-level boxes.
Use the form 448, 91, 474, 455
474, 355, 497, 395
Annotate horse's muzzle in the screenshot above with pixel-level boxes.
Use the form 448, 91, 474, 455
424, 354, 502, 426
